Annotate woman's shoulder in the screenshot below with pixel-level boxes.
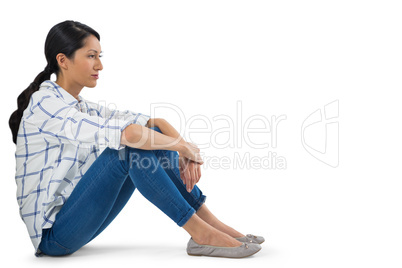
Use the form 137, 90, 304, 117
31, 81, 59, 100
31, 80, 78, 107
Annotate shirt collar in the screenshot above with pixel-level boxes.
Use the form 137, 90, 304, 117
39, 80, 82, 105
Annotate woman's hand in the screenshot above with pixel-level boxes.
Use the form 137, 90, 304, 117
178, 142, 203, 192
179, 141, 204, 165
179, 154, 202, 193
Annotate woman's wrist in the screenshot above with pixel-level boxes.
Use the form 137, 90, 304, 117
176, 139, 187, 154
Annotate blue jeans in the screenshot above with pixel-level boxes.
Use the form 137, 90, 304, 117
38, 127, 206, 256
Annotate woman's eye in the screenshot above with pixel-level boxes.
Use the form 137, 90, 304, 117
88, 55, 95, 58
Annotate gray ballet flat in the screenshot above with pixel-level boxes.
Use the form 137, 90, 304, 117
186, 238, 261, 258
235, 234, 265, 244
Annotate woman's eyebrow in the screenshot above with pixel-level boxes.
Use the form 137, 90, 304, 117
87, 49, 102, 53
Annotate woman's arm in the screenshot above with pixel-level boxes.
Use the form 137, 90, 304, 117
121, 123, 182, 151
121, 120, 203, 164
146, 118, 183, 143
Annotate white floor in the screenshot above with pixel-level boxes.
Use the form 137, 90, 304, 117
3, 164, 402, 267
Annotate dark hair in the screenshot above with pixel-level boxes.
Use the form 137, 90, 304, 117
9, 20, 100, 144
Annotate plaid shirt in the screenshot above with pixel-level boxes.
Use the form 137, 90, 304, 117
14, 80, 150, 254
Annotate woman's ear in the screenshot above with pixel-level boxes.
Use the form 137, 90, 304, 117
56, 53, 68, 71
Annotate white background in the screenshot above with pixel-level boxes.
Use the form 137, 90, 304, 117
1, 0, 401, 267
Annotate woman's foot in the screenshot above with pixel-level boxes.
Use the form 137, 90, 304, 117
183, 214, 242, 248
194, 228, 242, 248
211, 220, 245, 239
196, 204, 245, 239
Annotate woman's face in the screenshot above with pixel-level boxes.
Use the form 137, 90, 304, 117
65, 34, 103, 88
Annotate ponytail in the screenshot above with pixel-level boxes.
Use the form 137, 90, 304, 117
9, 67, 53, 144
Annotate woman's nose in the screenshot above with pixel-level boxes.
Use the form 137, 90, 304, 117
96, 58, 103, 71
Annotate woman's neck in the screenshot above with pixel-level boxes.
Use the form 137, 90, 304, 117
55, 76, 82, 101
